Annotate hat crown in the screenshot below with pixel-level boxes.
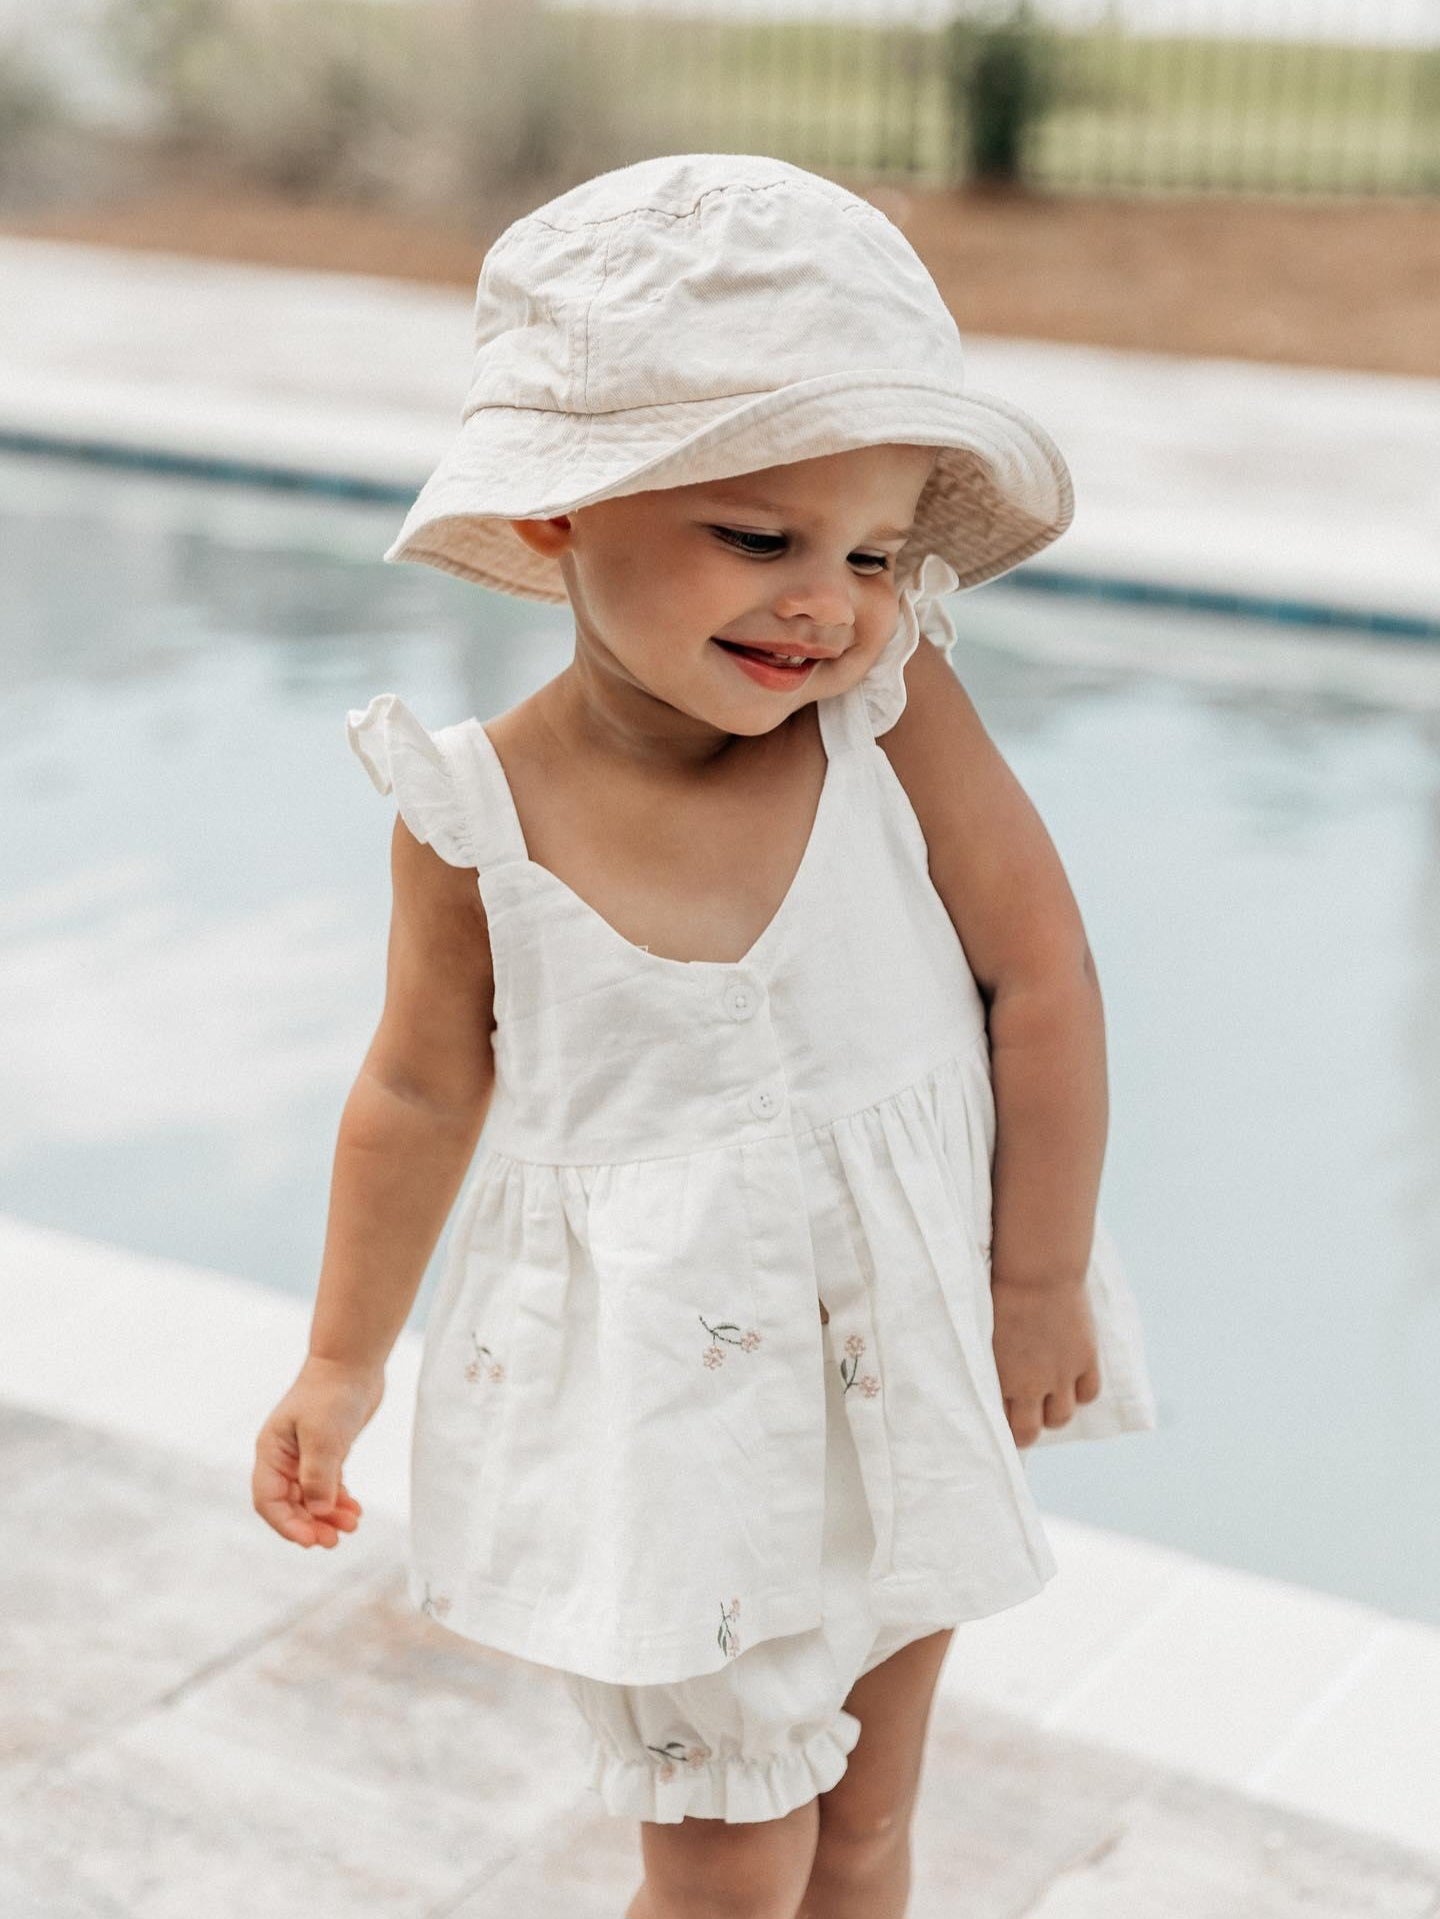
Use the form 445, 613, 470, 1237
463, 153, 965, 422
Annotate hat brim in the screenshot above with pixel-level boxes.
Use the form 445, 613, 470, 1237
383, 369, 1073, 603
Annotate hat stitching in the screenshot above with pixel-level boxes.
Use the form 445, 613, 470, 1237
580, 216, 623, 413
464, 373, 997, 425
521, 173, 845, 238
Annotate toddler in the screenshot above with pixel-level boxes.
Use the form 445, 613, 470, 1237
253, 152, 1157, 1919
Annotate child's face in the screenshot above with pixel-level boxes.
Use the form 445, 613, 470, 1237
509, 444, 940, 733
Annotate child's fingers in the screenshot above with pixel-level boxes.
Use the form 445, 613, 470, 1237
288, 1473, 363, 1523
1004, 1394, 1044, 1449
1042, 1386, 1077, 1429
254, 1484, 327, 1545
253, 1430, 362, 1546
260, 1482, 354, 1548
297, 1439, 353, 1517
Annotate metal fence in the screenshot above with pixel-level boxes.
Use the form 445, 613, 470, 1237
47, 0, 1440, 203
544, 0, 1440, 195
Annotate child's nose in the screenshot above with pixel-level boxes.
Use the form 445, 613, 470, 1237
772, 581, 855, 633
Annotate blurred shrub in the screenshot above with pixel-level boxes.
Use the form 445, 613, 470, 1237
0, 37, 66, 180
1419, 47, 1440, 194
942, 0, 1059, 189
101, 0, 408, 196
99, 0, 646, 209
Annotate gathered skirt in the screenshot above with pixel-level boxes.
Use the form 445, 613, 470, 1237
559, 1310, 960, 1824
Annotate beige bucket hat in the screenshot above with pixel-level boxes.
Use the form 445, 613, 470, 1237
384, 152, 1073, 604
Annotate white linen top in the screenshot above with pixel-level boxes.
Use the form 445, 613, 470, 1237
346, 555, 1160, 1686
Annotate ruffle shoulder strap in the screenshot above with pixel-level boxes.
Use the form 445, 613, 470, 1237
345, 692, 479, 869
860, 553, 961, 738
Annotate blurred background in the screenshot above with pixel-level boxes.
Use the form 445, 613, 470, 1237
0, 0, 1437, 365
3, 3, 1440, 1900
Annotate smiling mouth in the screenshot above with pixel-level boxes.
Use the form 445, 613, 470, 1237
712, 638, 821, 667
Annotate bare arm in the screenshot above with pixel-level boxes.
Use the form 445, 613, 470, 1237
254, 813, 497, 1547
307, 813, 497, 1372
878, 634, 1108, 1297
878, 636, 1106, 1444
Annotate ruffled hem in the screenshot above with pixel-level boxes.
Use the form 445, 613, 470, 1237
582, 1708, 862, 1824
860, 552, 961, 737
345, 691, 478, 869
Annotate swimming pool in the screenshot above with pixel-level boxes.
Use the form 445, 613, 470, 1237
4, 448, 1438, 1630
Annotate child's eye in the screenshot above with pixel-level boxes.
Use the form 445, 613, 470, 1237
710, 527, 891, 574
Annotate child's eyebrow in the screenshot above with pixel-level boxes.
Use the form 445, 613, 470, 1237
698, 492, 917, 540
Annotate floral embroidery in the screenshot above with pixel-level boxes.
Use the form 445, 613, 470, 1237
699, 1315, 762, 1368
420, 1580, 452, 1621
646, 1739, 713, 1783
840, 1332, 880, 1398
465, 1331, 504, 1384
717, 1595, 742, 1658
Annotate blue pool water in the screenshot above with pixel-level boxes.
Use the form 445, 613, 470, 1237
4, 450, 1439, 1628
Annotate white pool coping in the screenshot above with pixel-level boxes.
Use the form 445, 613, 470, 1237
4, 1208, 1436, 1863
0, 233, 1438, 627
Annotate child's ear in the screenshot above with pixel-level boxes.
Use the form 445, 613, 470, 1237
509, 515, 572, 560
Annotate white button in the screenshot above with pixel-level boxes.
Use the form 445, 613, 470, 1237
749, 1084, 782, 1120
723, 975, 759, 1022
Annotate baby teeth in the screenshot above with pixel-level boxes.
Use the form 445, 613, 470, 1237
720, 638, 811, 666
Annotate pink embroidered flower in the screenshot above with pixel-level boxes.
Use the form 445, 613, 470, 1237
717, 1597, 742, 1658
699, 1315, 763, 1364
467, 1333, 502, 1385
647, 1738, 711, 1783
840, 1335, 878, 1397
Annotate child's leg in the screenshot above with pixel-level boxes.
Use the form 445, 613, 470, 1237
627, 1797, 820, 1919
796, 1625, 956, 1919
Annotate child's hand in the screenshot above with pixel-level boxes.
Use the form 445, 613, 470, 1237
989, 1277, 1102, 1450
252, 1355, 384, 1549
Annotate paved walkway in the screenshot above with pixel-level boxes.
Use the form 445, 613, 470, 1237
5, 1387, 1439, 1919
0, 234, 1438, 628
3, 1210, 1439, 1915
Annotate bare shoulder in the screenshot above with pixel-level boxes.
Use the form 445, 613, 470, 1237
876, 634, 1088, 992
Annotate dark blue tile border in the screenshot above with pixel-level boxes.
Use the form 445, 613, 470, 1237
4, 427, 1439, 641
1009, 565, 1440, 642
0, 429, 408, 505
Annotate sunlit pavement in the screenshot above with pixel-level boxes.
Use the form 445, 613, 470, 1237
0, 233, 1438, 629
3, 1211, 1439, 1914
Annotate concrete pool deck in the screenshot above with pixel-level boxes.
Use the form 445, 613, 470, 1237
4, 1207, 1440, 1915
0, 232, 1438, 632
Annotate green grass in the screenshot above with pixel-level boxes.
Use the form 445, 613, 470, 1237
107, 0, 1440, 199
547, 8, 1440, 194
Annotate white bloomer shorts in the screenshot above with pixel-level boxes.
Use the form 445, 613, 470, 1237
559, 1327, 957, 1825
